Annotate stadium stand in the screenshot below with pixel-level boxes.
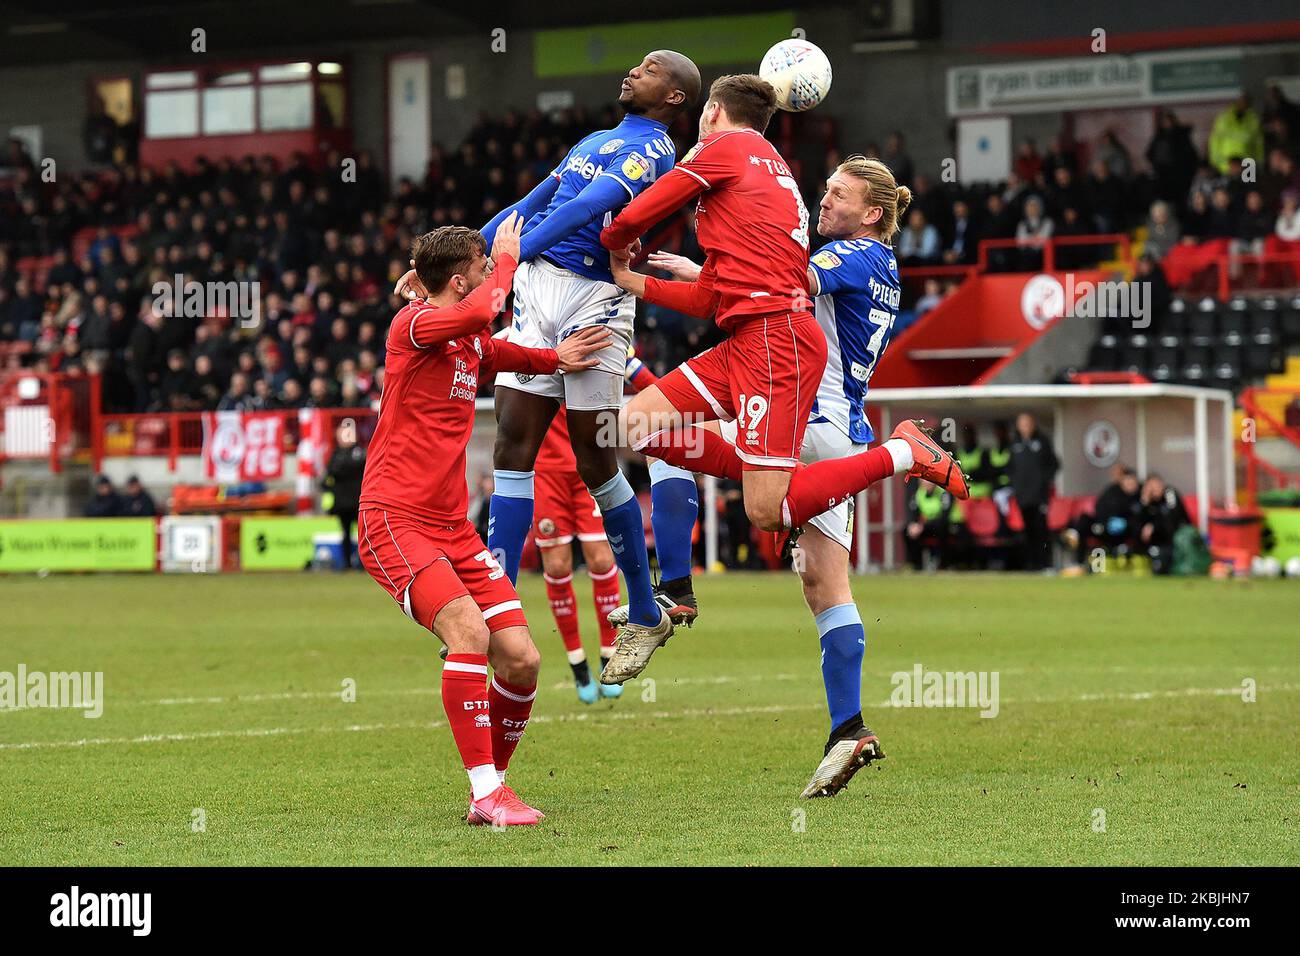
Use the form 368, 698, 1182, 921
6, 90, 1300, 420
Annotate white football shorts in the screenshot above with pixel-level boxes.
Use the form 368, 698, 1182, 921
719, 417, 865, 551
493, 257, 634, 410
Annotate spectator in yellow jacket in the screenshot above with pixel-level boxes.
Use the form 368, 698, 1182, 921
1209, 94, 1264, 174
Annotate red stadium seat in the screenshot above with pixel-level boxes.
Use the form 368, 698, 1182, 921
1073, 495, 1096, 521
1047, 497, 1075, 532
1005, 498, 1025, 532
963, 497, 1001, 539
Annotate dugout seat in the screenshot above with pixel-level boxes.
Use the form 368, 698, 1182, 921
1005, 498, 1025, 533
963, 497, 1002, 540
1047, 497, 1075, 533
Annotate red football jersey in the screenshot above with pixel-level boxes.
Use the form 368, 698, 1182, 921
602, 127, 811, 331
359, 255, 558, 525
536, 406, 578, 474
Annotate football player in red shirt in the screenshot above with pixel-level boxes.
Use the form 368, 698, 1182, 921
358, 214, 610, 826
599, 76, 967, 682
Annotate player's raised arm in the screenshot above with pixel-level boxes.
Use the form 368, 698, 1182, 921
405, 218, 522, 348
481, 174, 561, 247
514, 173, 632, 263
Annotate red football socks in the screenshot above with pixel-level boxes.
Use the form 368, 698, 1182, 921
636, 427, 743, 482
543, 572, 583, 655
781, 446, 896, 528
488, 675, 536, 773
441, 653, 494, 775
589, 565, 622, 651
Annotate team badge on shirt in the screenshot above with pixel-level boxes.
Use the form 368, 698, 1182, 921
599, 138, 625, 154
681, 144, 701, 164
812, 250, 843, 270
621, 152, 651, 181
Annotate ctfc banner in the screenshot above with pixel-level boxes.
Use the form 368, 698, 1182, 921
202, 411, 284, 482
295, 407, 328, 514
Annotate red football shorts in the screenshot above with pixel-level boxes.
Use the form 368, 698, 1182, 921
657, 311, 827, 470
533, 468, 606, 549
358, 508, 527, 632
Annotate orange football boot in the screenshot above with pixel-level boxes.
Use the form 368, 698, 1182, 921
889, 420, 970, 499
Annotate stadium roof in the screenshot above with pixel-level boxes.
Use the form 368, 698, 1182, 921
0, 0, 810, 67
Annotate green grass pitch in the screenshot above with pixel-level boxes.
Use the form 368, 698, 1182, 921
1, 571, 1296, 866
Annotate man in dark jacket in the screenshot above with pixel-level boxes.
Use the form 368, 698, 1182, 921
1066, 464, 1142, 566
121, 476, 157, 517
125, 307, 164, 411
323, 424, 366, 569
1139, 474, 1190, 574
84, 476, 122, 518
1008, 413, 1060, 570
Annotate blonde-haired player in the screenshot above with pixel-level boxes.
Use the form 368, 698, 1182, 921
630, 155, 958, 797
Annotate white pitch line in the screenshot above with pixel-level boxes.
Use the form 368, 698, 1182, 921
1, 683, 1295, 753
2, 668, 1284, 713
0, 676, 807, 711
0, 703, 821, 752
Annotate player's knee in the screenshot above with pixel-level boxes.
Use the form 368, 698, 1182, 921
495, 635, 541, 681
441, 615, 490, 656
800, 574, 849, 617
798, 560, 825, 599
540, 546, 572, 578
519, 641, 541, 678
586, 551, 615, 576
575, 453, 616, 491
745, 497, 783, 532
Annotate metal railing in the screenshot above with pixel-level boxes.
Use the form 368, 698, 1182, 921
1238, 385, 1300, 505
92, 406, 379, 473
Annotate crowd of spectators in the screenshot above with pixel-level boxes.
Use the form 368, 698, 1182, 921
4, 85, 1300, 418
862, 87, 1300, 281
0, 103, 700, 414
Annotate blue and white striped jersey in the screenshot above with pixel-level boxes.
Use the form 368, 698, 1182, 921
532, 113, 677, 282
806, 236, 901, 445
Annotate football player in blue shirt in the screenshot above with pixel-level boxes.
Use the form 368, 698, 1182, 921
397, 51, 701, 669
637, 155, 914, 798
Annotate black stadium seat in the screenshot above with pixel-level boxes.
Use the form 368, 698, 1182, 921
1249, 307, 1279, 346
1211, 345, 1242, 388
1148, 345, 1179, 382
1188, 311, 1217, 346
1218, 310, 1246, 345
1244, 343, 1275, 377
1159, 309, 1189, 346
1283, 299, 1300, 345
1180, 346, 1210, 384
1088, 340, 1119, 371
